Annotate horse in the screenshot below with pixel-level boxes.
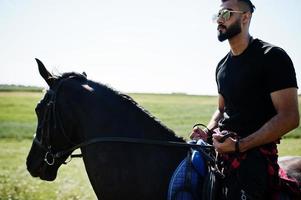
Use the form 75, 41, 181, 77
26, 59, 190, 200
26, 59, 301, 199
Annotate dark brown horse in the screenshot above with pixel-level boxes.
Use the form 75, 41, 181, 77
26, 59, 189, 200
26, 59, 300, 199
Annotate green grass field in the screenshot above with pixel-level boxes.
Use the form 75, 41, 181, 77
0, 92, 300, 199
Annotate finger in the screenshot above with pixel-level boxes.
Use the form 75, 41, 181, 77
189, 132, 196, 139
189, 132, 200, 139
212, 137, 221, 145
212, 133, 223, 140
219, 133, 233, 143
212, 128, 221, 134
193, 127, 201, 133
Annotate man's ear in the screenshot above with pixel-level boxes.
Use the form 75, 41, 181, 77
242, 12, 252, 25
35, 58, 55, 87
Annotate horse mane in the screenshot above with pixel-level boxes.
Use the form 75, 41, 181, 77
58, 72, 184, 141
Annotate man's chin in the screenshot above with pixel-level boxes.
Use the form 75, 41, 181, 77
217, 31, 228, 42
218, 35, 227, 42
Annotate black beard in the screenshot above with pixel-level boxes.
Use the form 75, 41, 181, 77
217, 19, 242, 42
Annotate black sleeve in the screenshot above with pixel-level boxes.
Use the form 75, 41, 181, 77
264, 47, 298, 93
215, 64, 221, 93
216, 53, 229, 94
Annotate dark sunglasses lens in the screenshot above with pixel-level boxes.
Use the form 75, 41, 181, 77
221, 10, 230, 20
213, 9, 231, 22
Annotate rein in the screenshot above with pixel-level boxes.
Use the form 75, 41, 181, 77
65, 137, 214, 158
35, 76, 215, 166
34, 135, 215, 166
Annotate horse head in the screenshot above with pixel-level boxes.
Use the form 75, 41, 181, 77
26, 59, 87, 181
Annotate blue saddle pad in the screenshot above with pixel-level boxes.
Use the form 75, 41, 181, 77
168, 144, 207, 200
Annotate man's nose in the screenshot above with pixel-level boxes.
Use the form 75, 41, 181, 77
217, 17, 225, 24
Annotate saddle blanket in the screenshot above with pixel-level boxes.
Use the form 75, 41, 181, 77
167, 140, 208, 200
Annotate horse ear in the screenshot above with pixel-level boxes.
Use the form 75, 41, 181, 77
35, 58, 54, 87
82, 72, 87, 77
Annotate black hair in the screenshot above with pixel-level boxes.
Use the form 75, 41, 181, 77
222, 0, 255, 13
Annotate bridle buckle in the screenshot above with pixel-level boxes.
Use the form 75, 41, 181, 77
44, 151, 55, 165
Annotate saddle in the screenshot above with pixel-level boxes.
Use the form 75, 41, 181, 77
167, 140, 222, 200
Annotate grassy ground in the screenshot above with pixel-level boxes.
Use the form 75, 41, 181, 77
0, 139, 95, 200
0, 92, 42, 139
0, 92, 300, 199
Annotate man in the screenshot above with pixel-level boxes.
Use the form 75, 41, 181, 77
190, 0, 299, 199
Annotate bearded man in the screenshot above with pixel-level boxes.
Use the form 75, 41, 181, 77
190, 0, 299, 199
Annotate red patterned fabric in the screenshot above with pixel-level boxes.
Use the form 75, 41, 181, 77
219, 141, 301, 199
272, 166, 301, 199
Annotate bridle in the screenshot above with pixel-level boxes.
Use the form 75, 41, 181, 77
33, 77, 76, 165
33, 76, 215, 166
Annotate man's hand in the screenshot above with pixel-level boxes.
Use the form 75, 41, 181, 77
189, 126, 208, 140
212, 132, 237, 153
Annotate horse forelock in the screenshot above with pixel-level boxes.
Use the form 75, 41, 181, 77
59, 72, 87, 82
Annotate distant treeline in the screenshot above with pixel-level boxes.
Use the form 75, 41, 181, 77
0, 84, 43, 92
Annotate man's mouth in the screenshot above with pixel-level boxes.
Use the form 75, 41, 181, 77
217, 25, 226, 31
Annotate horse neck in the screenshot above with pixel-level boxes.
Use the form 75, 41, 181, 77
74, 88, 184, 143
56, 79, 184, 143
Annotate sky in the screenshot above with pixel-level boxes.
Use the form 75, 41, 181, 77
0, 0, 300, 95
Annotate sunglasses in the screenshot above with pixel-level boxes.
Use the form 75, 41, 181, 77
212, 9, 245, 22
